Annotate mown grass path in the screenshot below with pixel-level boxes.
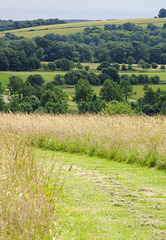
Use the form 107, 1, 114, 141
37, 150, 166, 240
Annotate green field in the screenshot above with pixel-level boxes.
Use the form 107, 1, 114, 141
0, 66, 166, 88
40, 150, 166, 240
0, 70, 66, 87
0, 18, 166, 38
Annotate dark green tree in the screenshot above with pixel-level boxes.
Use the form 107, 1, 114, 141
102, 67, 120, 83
158, 8, 166, 18
73, 78, 93, 103
26, 74, 45, 86
8, 76, 24, 100
99, 79, 122, 102
127, 56, 135, 69
120, 79, 135, 102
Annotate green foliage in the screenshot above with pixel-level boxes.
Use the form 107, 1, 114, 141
137, 85, 166, 115
160, 65, 165, 69
102, 101, 135, 115
26, 74, 45, 86
121, 63, 127, 71
97, 61, 111, 70
99, 79, 122, 102
53, 74, 64, 85
102, 67, 120, 83
6, 98, 22, 113
73, 78, 93, 103
73, 78, 101, 113
138, 59, 151, 69
8, 76, 24, 99
47, 62, 56, 70
127, 56, 135, 69
151, 62, 158, 69
120, 79, 135, 102
55, 58, 74, 71
84, 65, 90, 71
76, 61, 83, 69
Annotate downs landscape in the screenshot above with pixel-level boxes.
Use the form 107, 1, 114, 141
0, 12, 166, 240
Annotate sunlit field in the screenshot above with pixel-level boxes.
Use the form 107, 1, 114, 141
0, 18, 166, 38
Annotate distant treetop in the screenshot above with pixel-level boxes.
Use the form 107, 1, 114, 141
158, 8, 166, 18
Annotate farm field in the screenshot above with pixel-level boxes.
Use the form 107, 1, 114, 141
0, 67, 166, 88
1, 113, 166, 239
64, 84, 166, 102
0, 18, 166, 38
0, 70, 66, 87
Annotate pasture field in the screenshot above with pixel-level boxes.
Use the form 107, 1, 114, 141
0, 18, 166, 38
0, 66, 166, 88
0, 70, 66, 87
133, 84, 166, 99
0, 113, 166, 239
64, 84, 166, 101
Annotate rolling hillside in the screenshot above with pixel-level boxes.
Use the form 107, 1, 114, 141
0, 18, 166, 38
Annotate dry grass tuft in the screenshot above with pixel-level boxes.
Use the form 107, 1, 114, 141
0, 120, 61, 239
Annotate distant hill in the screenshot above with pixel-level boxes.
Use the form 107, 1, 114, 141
63, 19, 102, 23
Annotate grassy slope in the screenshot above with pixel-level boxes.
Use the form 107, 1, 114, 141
38, 149, 166, 240
0, 18, 166, 38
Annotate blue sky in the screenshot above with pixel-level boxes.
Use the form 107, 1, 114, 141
0, 0, 165, 20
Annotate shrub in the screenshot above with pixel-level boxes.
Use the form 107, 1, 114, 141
151, 62, 158, 69
84, 65, 90, 71
121, 63, 127, 71
160, 65, 165, 70
101, 101, 135, 115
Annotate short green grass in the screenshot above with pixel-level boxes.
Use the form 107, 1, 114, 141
133, 84, 166, 99
0, 71, 66, 87
37, 149, 166, 240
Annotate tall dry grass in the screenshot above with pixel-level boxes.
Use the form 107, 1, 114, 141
0, 119, 63, 240
0, 113, 166, 169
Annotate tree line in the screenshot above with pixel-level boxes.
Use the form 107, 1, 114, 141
0, 20, 166, 69
0, 18, 66, 32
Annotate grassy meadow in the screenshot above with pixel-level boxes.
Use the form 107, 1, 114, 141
1, 113, 166, 169
0, 18, 166, 38
0, 113, 166, 239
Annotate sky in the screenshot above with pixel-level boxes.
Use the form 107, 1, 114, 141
0, 0, 165, 21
